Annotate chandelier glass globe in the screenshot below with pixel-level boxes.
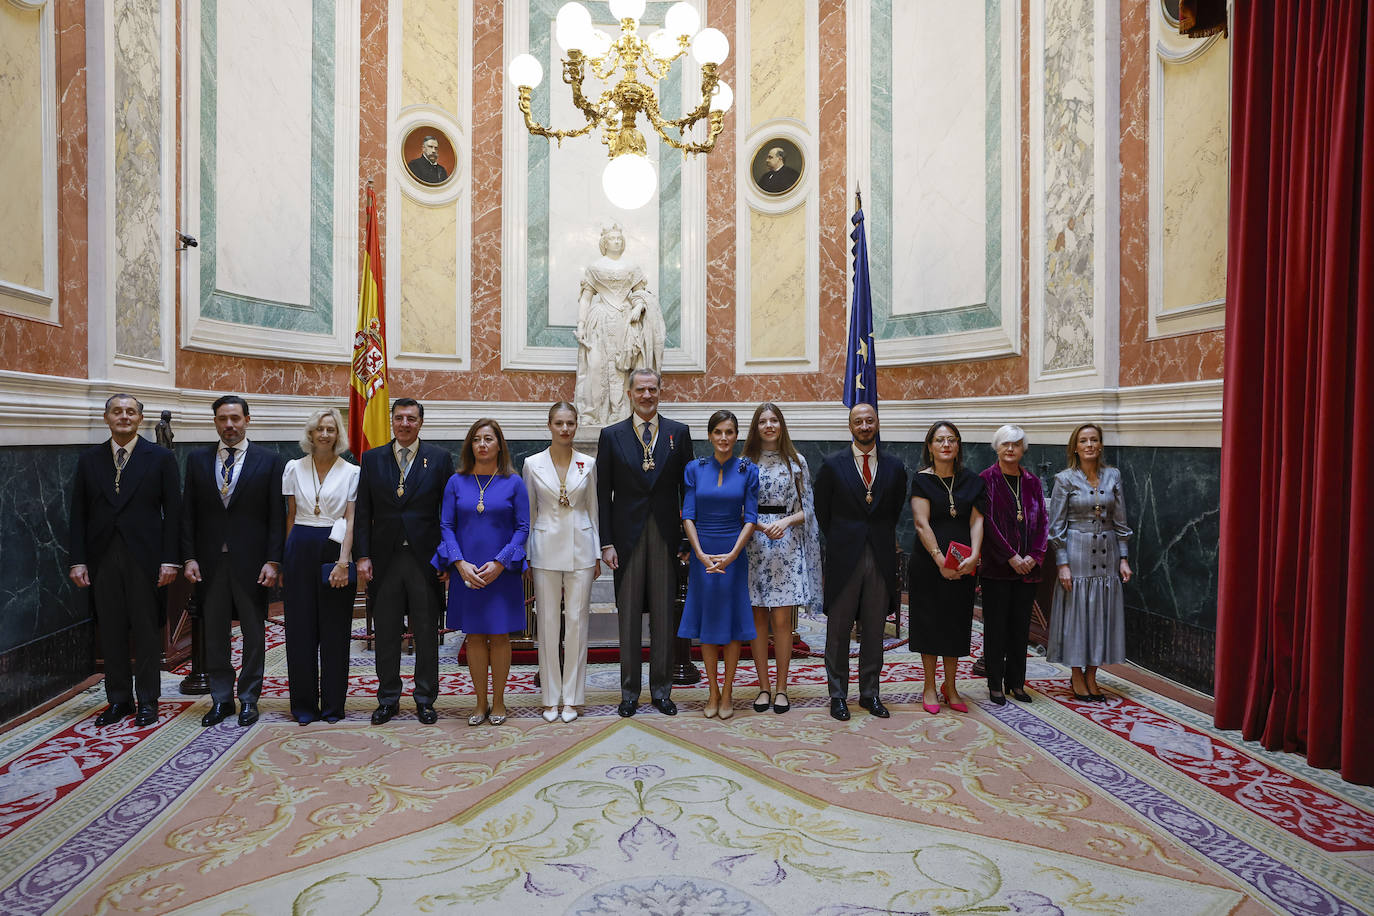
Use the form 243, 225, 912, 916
602, 154, 656, 210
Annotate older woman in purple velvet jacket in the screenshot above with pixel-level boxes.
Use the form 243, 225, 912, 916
978, 425, 1049, 705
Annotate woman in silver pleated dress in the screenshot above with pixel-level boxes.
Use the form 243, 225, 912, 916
1046, 423, 1133, 701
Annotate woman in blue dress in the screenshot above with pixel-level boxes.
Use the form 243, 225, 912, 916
679, 410, 759, 719
434, 419, 529, 726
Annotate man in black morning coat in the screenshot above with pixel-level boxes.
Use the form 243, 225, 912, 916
596, 368, 694, 717
181, 395, 286, 728
68, 394, 181, 728
354, 397, 454, 725
813, 403, 908, 721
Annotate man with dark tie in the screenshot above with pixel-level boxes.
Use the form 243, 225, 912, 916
596, 368, 694, 717
813, 403, 908, 720
182, 395, 285, 727
355, 398, 454, 725
68, 394, 181, 728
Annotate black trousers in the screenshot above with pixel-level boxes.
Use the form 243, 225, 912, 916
93, 535, 162, 706
825, 544, 888, 699
980, 578, 1037, 691
201, 559, 268, 706
614, 521, 677, 703
283, 525, 353, 720
371, 548, 441, 706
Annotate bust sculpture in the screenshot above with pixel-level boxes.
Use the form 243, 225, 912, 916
573, 224, 666, 426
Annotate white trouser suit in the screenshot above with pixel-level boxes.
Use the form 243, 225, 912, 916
523, 448, 600, 707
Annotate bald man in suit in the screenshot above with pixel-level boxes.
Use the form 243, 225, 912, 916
68, 394, 181, 728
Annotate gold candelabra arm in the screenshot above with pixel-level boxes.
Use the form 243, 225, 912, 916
642, 92, 724, 154
639, 41, 690, 81
640, 64, 720, 135
517, 86, 601, 145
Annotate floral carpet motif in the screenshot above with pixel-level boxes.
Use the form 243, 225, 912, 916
0, 627, 1370, 914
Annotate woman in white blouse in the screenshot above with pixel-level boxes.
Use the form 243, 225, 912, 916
523, 402, 600, 722
281, 408, 360, 724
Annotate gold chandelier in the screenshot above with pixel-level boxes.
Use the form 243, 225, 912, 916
508, 0, 733, 209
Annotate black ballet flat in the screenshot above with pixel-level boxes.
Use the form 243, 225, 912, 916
752, 691, 771, 712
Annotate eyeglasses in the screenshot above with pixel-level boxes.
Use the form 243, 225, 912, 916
931, 437, 958, 446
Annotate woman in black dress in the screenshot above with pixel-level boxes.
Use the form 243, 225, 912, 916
909, 421, 985, 714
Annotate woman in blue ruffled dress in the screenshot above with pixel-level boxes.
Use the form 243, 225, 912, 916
434, 419, 529, 726
741, 403, 821, 715
678, 410, 759, 718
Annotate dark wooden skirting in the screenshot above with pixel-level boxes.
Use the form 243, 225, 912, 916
0, 622, 96, 726
1124, 608, 1216, 695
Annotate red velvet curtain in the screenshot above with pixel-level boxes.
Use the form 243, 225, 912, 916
1216, 1, 1374, 785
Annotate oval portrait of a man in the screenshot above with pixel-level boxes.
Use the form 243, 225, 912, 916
751, 138, 803, 196
402, 127, 456, 186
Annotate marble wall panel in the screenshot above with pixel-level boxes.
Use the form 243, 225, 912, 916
0, 3, 45, 294
748, 206, 807, 360
890, 0, 986, 318
190, 0, 337, 337
1116, 445, 1220, 629
1161, 39, 1227, 312
0, 0, 89, 376
868, 0, 1008, 343
213, 1, 313, 306
400, 202, 459, 354
401, 0, 460, 112
1116, 0, 1224, 386
0, 445, 88, 656
1039, 0, 1095, 373
748, 0, 805, 128
359, 0, 388, 258
113, 0, 164, 362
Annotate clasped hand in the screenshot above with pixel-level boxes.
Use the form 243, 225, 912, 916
456, 559, 504, 589
759, 519, 789, 540
696, 551, 736, 574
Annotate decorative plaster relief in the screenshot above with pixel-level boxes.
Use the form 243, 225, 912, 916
113, 0, 164, 362
1038, 0, 1094, 374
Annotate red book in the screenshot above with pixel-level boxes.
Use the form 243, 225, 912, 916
943, 542, 972, 570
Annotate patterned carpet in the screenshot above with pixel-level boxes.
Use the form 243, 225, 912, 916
1, 615, 1371, 915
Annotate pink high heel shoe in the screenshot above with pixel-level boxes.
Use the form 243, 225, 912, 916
922, 689, 941, 715
941, 684, 969, 713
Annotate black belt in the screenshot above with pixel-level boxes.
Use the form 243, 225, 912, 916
757, 505, 791, 514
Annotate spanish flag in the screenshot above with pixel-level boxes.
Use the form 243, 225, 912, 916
349, 186, 390, 457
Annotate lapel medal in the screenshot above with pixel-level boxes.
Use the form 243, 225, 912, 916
866, 492, 873, 504
396, 485, 404, 498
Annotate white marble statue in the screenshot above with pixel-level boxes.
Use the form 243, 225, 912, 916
573, 224, 666, 427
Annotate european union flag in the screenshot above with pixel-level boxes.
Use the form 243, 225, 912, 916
843, 193, 877, 408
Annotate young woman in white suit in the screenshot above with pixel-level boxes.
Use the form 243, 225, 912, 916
523, 402, 601, 722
